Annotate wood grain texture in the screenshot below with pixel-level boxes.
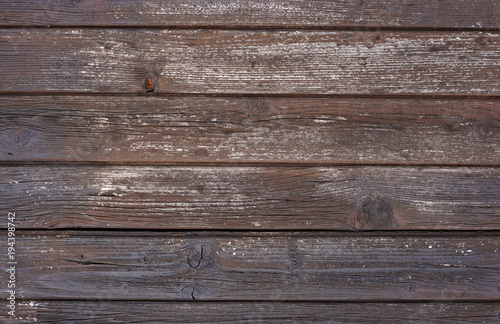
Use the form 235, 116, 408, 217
2, 29, 500, 95
1, 231, 499, 301
7, 301, 500, 323
1, 96, 499, 164
1, 1, 499, 322
1, 166, 499, 230
0, 0, 499, 29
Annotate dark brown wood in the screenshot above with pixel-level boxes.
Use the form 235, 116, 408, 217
2, 231, 499, 301
1, 96, 499, 164
7, 301, 500, 323
1, 0, 499, 29
1, 166, 499, 230
2, 30, 500, 95
1, 0, 499, 322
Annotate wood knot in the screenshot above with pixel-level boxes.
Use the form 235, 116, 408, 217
474, 119, 500, 137
246, 98, 270, 119
144, 73, 155, 92
474, 36, 492, 47
6, 128, 31, 149
187, 244, 215, 269
428, 44, 449, 52
357, 199, 396, 229
102, 132, 122, 150
180, 284, 208, 301
404, 284, 417, 293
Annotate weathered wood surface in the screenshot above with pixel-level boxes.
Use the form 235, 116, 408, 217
2, 30, 500, 95
0, 1, 498, 323
1, 0, 499, 29
1, 166, 499, 230
7, 301, 500, 323
1, 96, 499, 164
1, 231, 498, 301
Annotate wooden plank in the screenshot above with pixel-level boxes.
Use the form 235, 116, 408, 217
1, 166, 499, 230
2, 231, 499, 301
0, 0, 499, 29
7, 301, 500, 323
2, 30, 500, 95
1, 96, 499, 164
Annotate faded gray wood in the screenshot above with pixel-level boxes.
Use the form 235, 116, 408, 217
7, 301, 500, 323
1, 231, 499, 301
0, 0, 498, 29
1, 166, 499, 230
1, 96, 499, 164
2, 30, 500, 95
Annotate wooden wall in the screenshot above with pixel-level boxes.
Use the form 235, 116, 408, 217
0, 1, 499, 322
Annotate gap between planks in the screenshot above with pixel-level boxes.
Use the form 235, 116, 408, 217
3, 26, 500, 32
9, 230, 500, 236
1, 162, 500, 167
3, 92, 500, 99
7, 301, 500, 323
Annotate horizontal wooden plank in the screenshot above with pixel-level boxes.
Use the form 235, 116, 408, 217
1, 96, 499, 164
1, 166, 498, 230
2, 231, 499, 301
1, 30, 500, 95
1, 0, 499, 29
7, 301, 500, 323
